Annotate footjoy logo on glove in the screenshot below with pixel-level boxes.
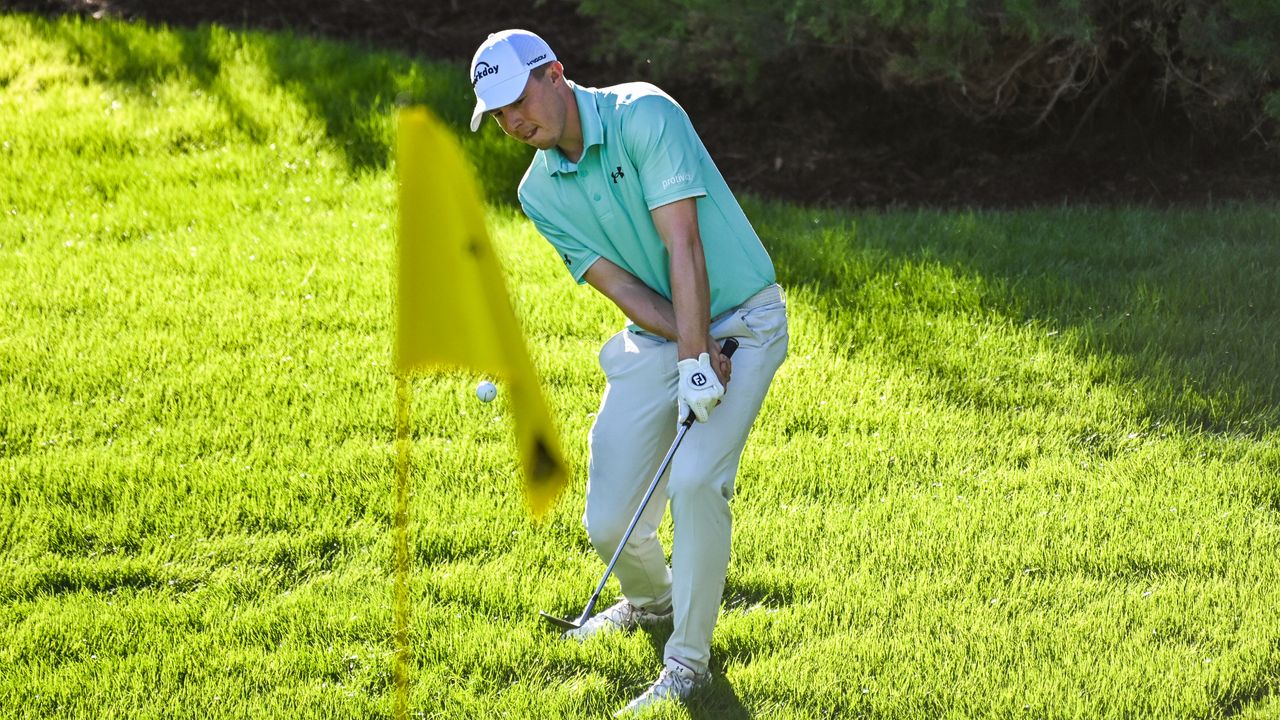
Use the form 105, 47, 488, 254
691, 372, 707, 388
472, 62, 499, 86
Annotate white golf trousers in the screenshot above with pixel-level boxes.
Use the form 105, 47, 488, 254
584, 283, 788, 674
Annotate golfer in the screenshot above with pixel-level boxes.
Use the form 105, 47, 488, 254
469, 29, 788, 715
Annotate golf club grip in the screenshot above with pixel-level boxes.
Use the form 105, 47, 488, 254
720, 336, 740, 359
680, 337, 739, 427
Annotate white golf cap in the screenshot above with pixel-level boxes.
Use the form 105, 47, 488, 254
469, 29, 557, 132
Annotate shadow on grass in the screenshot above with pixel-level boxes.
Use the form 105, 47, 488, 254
31, 14, 531, 202
636, 626, 752, 720
25, 16, 1280, 423
755, 201, 1280, 439
689, 674, 751, 720
251, 29, 535, 202
621, 573, 805, 717
43, 18, 269, 141
22, 17, 1279, 470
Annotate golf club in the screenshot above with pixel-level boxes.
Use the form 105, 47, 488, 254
540, 337, 740, 632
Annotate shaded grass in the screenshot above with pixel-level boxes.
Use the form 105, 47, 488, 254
758, 204, 1280, 433
2, 12, 1278, 720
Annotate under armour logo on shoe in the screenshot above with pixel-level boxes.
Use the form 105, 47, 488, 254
611, 166, 625, 183
691, 372, 707, 388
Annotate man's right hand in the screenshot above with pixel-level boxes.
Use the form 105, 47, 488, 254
707, 334, 732, 388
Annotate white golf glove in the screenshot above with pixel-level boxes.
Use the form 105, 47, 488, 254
677, 352, 725, 424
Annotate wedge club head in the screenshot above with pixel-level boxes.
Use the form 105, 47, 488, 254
538, 610, 585, 631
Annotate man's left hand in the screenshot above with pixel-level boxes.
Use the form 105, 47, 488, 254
677, 352, 725, 423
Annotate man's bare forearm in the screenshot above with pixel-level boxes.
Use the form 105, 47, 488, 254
666, 233, 712, 360
583, 256, 731, 386
609, 274, 680, 340
650, 198, 714, 360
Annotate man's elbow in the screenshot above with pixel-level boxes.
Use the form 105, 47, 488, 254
666, 231, 705, 263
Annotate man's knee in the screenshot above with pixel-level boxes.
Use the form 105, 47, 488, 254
666, 466, 735, 504
583, 500, 634, 552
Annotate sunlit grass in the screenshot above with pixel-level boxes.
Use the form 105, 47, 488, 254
2, 12, 1278, 720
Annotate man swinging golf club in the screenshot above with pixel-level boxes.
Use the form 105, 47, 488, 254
469, 29, 788, 715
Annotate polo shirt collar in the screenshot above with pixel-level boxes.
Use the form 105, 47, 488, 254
540, 81, 603, 176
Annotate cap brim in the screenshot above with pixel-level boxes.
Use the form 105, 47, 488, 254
469, 71, 530, 132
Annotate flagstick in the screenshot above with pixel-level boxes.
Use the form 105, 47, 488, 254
393, 374, 413, 720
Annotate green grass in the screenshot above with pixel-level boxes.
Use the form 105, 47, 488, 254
2, 12, 1278, 720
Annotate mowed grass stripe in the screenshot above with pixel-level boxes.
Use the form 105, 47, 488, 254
2, 12, 1278, 720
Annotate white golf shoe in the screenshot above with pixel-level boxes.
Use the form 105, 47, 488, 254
561, 599, 672, 642
616, 658, 711, 716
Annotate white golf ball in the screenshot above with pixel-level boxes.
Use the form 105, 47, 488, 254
476, 381, 497, 403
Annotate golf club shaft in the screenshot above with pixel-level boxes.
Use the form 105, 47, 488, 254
579, 421, 690, 619
577, 337, 739, 621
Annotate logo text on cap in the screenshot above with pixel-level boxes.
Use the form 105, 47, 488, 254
526, 54, 548, 67
472, 62, 499, 87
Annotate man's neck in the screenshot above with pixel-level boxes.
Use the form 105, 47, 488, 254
557, 83, 585, 163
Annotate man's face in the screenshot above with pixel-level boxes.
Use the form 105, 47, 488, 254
489, 64, 565, 150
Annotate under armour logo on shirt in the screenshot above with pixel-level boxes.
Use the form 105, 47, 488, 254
691, 372, 707, 388
610, 166, 625, 184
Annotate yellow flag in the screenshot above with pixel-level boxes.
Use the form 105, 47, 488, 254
395, 106, 568, 518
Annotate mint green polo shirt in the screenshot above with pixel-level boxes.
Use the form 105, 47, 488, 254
517, 81, 775, 322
